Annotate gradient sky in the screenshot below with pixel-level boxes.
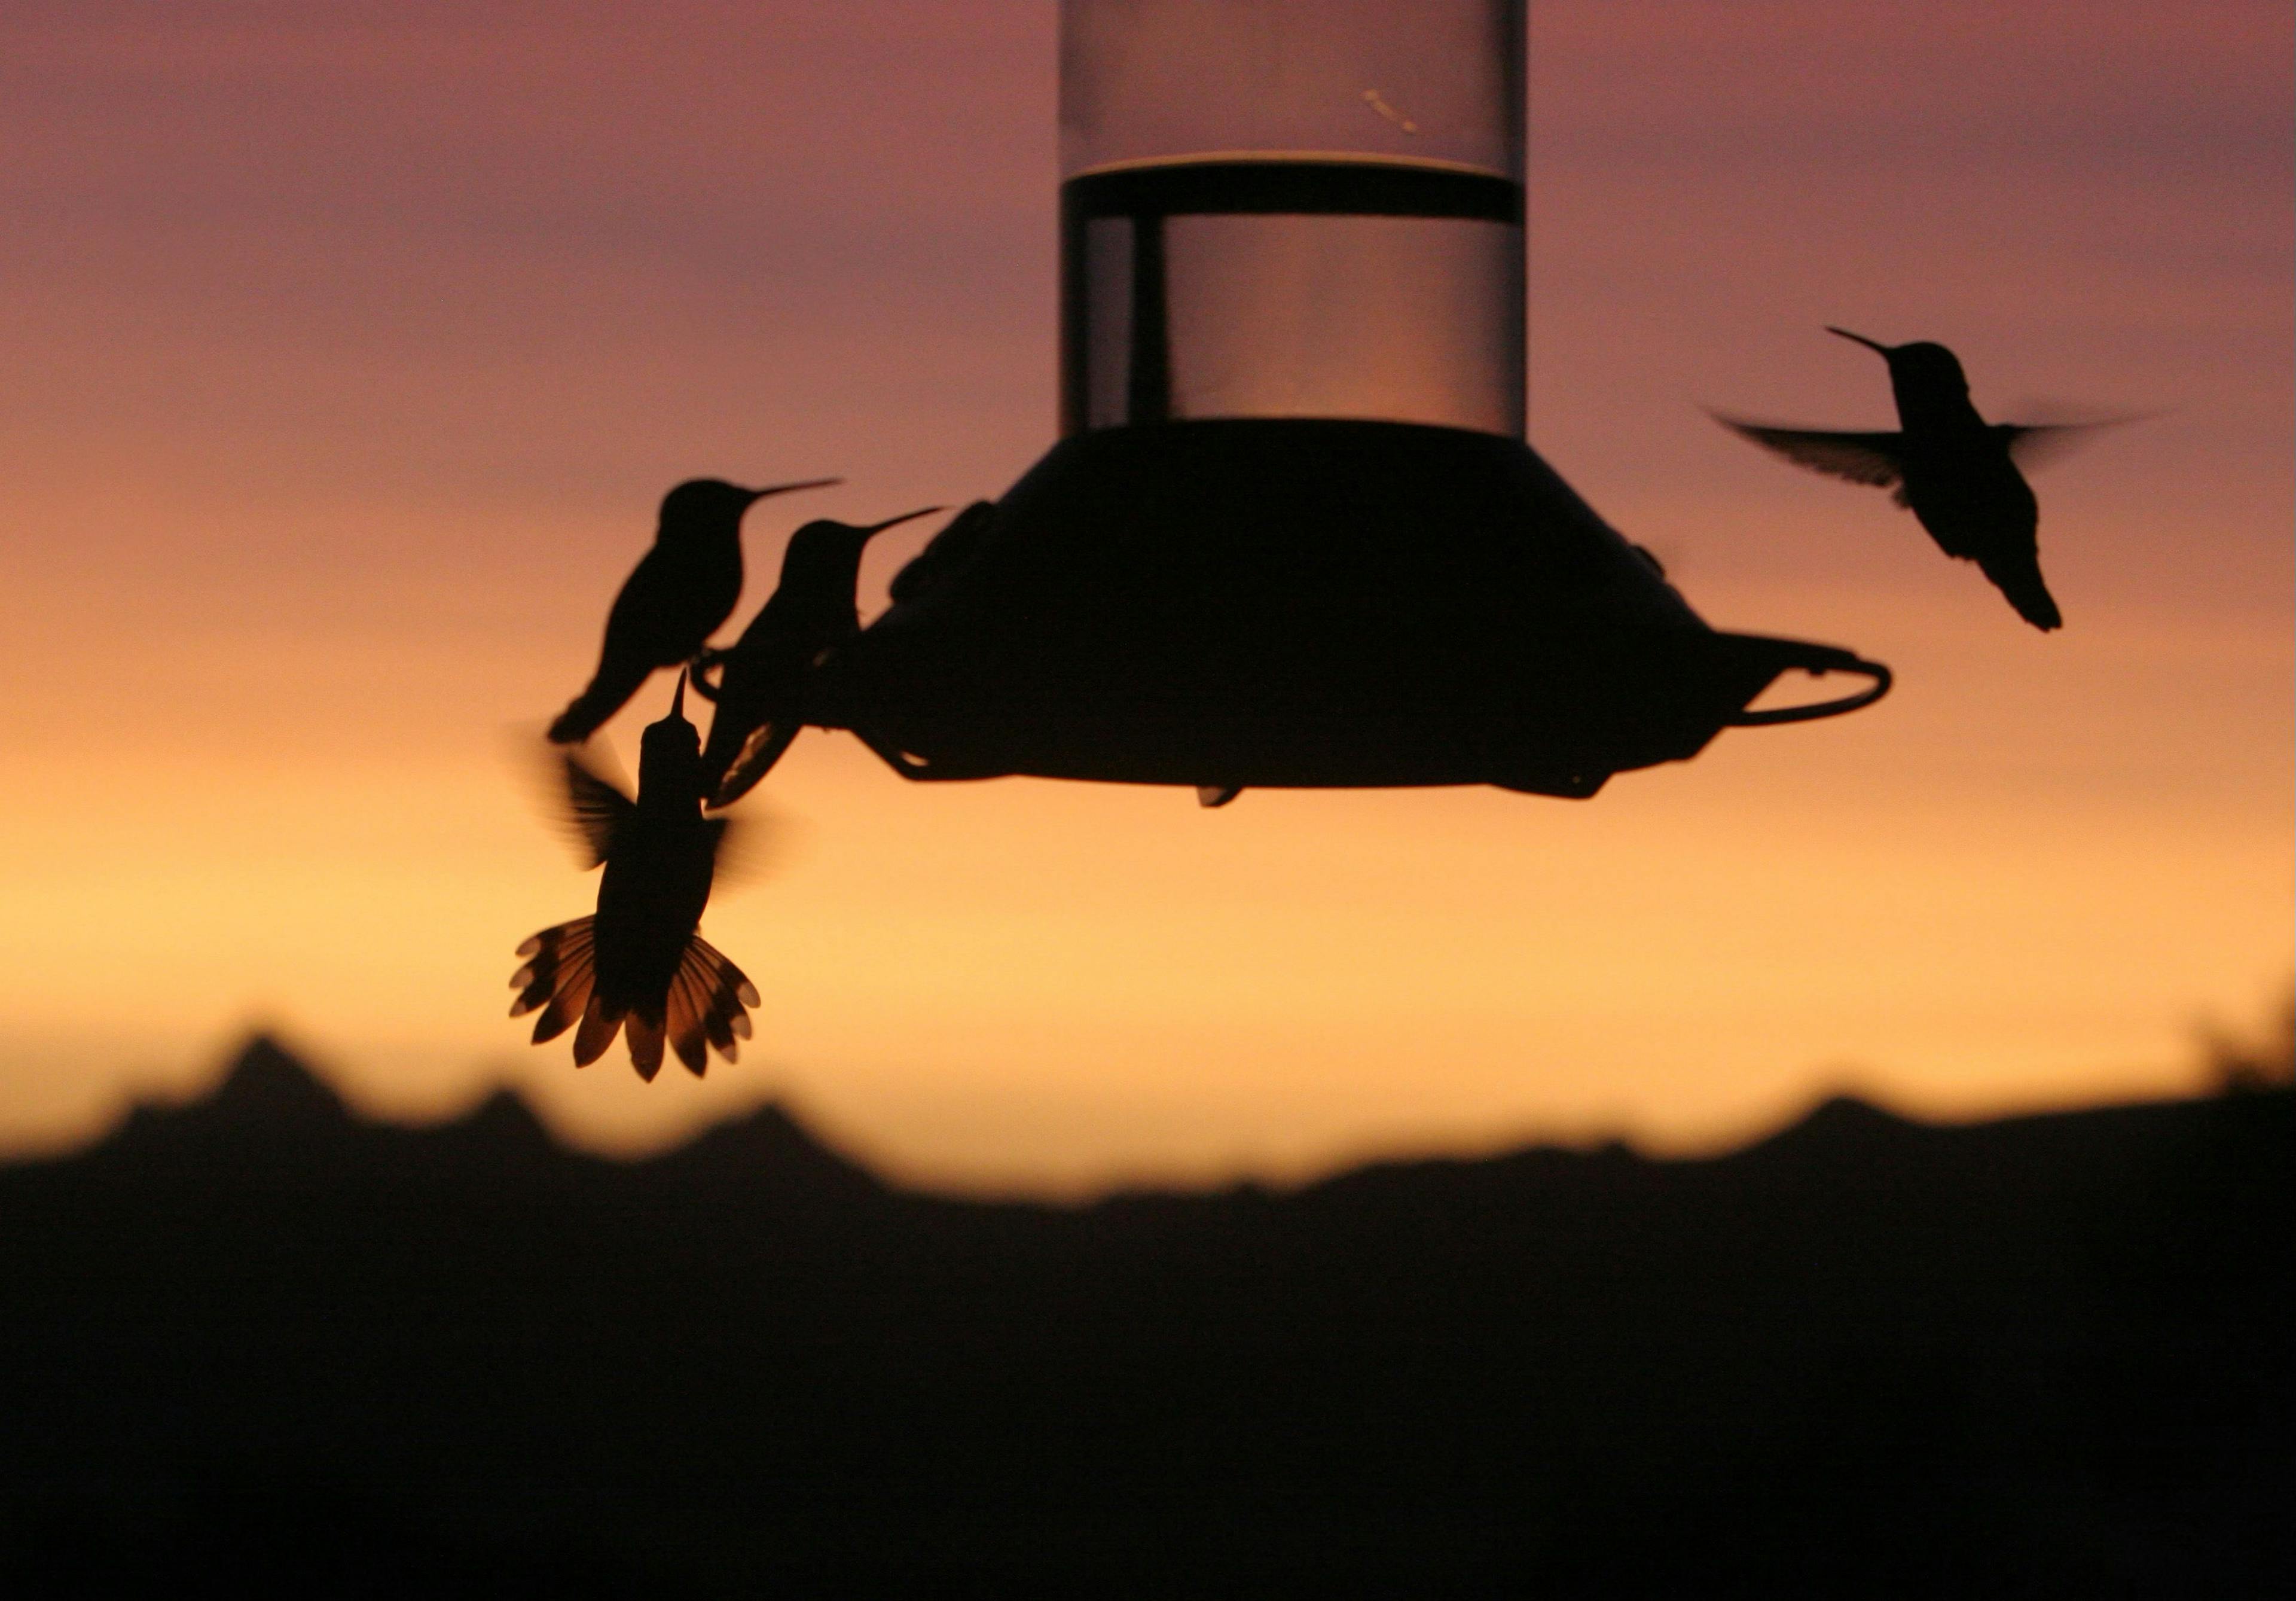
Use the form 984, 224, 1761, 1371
2, 1, 2288, 1195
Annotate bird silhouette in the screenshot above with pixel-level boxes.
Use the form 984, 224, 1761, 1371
887, 498, 999, 604
693, 507, 942, 807
1715, 328, 2124, 631
548, 477, 839, 744
512, 675, 759, 1080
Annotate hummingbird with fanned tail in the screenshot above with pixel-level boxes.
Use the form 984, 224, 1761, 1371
692, 507, 942, 807
512, 674, 760, 1081
1714, 328, 2130, 632
548, 476, 839, 745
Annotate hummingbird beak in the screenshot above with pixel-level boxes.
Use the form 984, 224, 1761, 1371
860, 506, 947, 540
670, 670, 688, 720
743, 477, 842, 505
1825, 326, 1894, 357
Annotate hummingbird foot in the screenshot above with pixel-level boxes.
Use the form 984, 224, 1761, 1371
709, 721, 802, 809
688, 648, 726, 701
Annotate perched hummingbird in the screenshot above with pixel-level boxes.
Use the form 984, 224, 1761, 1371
512, 675, 759, 1080
1715, 328, 2122, 632
548, 477, 839, 745
692, 507, 942, 807
886, 498, 999, 604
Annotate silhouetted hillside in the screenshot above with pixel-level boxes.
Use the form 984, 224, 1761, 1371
1, 1037, 2286, 1596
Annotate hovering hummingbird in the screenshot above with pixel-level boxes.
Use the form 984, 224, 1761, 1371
512, 675, 759, 1080
692, 507, 942, 807
1715, 328, 2124, 632
548, 477, 839, 745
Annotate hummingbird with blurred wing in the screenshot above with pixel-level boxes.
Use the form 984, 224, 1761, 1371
513, 674, 759, 1081
548, 477, 840, 744
693, 507, 942, 807
1715, 328, 2126, 631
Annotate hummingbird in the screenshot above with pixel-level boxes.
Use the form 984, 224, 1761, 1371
512, 674, 760, 1080
547, 476, 839, 745
886, 498, 999, 604
692, 507, 942, 807
1715, 328, 2123, 631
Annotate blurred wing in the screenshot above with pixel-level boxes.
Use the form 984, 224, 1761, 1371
553, 744, 637, 867
705, 809, 782, 892
1712, 414, 1906, 489
1998, 417, 2147, 472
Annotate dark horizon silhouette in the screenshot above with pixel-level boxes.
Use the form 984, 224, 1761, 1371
1714, 327, 2130, 632
2, 1032, 2284, 1594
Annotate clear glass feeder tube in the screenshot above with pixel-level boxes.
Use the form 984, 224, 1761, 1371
1060, 0, 1525, 437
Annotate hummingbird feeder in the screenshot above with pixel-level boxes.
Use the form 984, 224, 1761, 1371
811, 0, 1889, 798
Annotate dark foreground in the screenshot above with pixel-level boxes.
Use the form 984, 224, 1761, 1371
1, 1040, 2286, 1596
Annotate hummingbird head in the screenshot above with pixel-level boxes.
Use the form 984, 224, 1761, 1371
1827, 327, 1970, 402
777, 507, 946, 592
637, 671, 704, 798
656, 475, 842, 542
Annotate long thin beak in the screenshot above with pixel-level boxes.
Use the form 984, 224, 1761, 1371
861, 505, 946, 539
670, 670, 688, 720
1825, 326, 1893, 356
744, 477, 842, 505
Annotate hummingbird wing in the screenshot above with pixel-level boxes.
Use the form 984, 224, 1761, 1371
1996, 419, 2143, 472
703, 810, 780, 890
1711, 416, 1907, 490
549, 652, 657, 746
549, 550, 673, 743
551, 746, 639, 868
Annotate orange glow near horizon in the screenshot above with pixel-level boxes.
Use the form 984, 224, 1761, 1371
0, 3, 2286, 1196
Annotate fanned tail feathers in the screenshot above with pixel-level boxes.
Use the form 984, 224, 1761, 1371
665, 932, 759, 1075
511, 918, 758, 1080
509, 917, 599, 1046
624, 1011, 667, 1081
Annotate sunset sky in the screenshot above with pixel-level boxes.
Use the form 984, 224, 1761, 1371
1, 1, 2287, 1195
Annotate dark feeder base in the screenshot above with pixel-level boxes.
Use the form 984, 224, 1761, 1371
809, 419, 1889, 797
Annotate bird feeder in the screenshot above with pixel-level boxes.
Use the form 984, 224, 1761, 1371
811, 0, 1889, 797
